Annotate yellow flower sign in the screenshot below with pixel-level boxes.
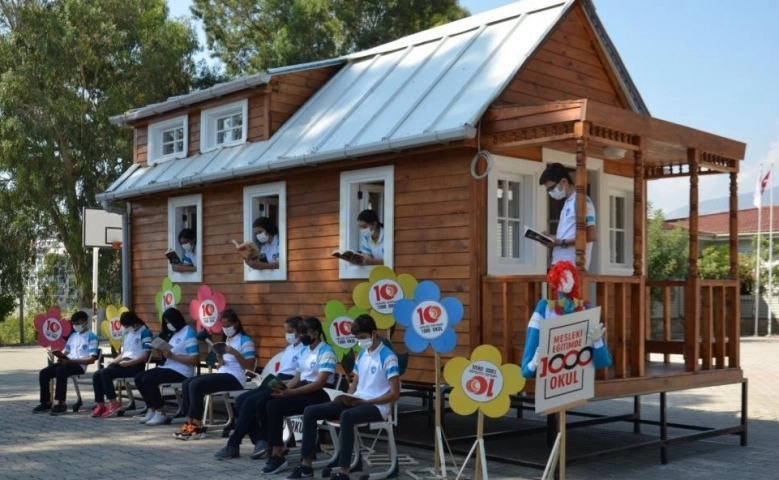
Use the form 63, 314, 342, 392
352, 265, 417, 329
101, 304, 129, 351
444, 344, 526, 418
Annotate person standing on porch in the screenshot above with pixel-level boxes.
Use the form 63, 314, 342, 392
539, 162, 597, 271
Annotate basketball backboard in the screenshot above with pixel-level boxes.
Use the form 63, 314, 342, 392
83, 207, 123, 248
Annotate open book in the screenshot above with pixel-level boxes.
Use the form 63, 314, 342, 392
258, 373, 288, 391
524, 226, 555, 247
50, 349, 68, 360
231, 239, 261, 261
205, 339, 228, 355
165, 248, 182, 265
150, 336, 172, 352
332, 249, 365, 265
324, 388, 362, 402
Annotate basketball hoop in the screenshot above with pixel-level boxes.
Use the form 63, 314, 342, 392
110, 241, 122, 250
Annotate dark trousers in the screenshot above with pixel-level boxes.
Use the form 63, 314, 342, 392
262, 389, 330, 448
92, 363, 144, 403
39, 363, 83, 403
301, 402, 383, 469
227, 388, 273, 447
181, 373, 243, 421
134, 367, 186, 410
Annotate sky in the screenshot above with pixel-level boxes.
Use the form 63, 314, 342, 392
166, 0, 779, 215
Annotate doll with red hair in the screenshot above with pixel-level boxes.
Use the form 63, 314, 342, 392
520, 261, 612, 378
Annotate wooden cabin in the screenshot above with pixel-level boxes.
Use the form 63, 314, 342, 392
98, 0, 746, 402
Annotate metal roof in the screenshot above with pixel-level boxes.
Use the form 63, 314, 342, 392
98, 0, 575, 202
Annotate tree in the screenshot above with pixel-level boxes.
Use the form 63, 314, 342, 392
0, 188, 39, 319
192, 0, 469, 75
647, 206, 689, 282
0, 0, 209, 307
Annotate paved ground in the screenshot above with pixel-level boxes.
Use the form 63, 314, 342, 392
1, 338, 777, 480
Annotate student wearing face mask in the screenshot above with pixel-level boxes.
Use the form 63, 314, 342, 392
174, 309, 256, 440
134, 308, 199, 426
34, 311, 100, 415
246, 216, 280, 270
287, 314, 400, 480
260, 316, 337, 475
354, 209, 384, 266
539, 163, 597, 271
172, 228, 198, 273
214, 315, 303, 461
91, 311, 152, 418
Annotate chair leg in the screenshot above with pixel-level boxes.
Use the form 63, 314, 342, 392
71, 377, 83, 412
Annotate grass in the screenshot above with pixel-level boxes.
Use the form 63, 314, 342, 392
0, 315, 37, 346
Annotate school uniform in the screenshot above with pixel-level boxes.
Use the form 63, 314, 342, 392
359, 227, 385, 260
133, 325, 198, 410
259, 235, 280, 264
92, 325, 152, 403
552, 194, 596, 270
39, 330, 99, 404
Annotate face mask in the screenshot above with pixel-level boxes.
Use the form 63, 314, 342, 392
166, 322, 176, 332
358, 337, 373, 350
181, 243, 193, 252
548, 184, 567, 201
223, 326, 236, 337
256, 232, 269, 244
285, 332, 297, 345
300, 335, 313, 346
359, 227, 373, 237
73, 323, 86, 333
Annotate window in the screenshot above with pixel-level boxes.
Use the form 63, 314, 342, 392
488, 156, 546, 275
148, 115, 188, 164
168, 194, 203, 283
201, 100, 248, 152
339, 166, 394, 279
243, 182, 287, 282
609, 193, 628, 266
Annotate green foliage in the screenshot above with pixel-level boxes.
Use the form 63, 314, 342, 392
0, 0, 209, 307
192, 0, 469, 75
698, 245, 731, 280
0, 313, 36, 346
647, 206, 689, 282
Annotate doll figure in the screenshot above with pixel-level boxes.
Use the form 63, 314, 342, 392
520, 261, 612, 378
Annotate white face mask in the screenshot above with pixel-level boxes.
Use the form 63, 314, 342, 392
359, 227, 373, 237
559, 271, 575, 295
120, 326, 128, 335
73, 323, 86, 334
357, 337, 373, 350
256, 232, 269, 244
223, 326, 236, 337
166, 322, 176, 332
181, 243, 193, 252
285, 332, 297, 345
548, 184, 567, 200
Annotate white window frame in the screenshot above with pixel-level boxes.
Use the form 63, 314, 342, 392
168, 194, 203, 283
600, 173, 634, 276
243, 182, 287, 282
488, 155, 547, 275
200, 99, 248, 152
339, 166, 394, 279
147, 115, 188, 164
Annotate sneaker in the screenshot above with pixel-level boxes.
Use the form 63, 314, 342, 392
91, 404, 107, 417
145, 411, 168, 426
287, 464, 314, 479
262, 456, 289, 475
102, 402, 124, 418
214, 445, 240, 460
32, 403, 52, 414
50, 404, 67, 415
186, 425, 207, 440
174, 422, 196, 439
139, 409, 156, 424
250, 440, 269, 460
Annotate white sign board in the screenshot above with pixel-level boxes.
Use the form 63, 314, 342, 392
83, 207, 123, 248
535, 307, 601, 414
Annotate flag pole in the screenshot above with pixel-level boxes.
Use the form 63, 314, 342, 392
769, 163, 774, 336
755, 165, 763, 337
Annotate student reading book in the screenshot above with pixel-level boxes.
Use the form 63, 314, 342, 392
231, 239, 261, 261
50, 349, 68, 360
205, 339, 228, 356
150, 336, 172, 352
524, 226, 555, 247
332, 249, 365, 265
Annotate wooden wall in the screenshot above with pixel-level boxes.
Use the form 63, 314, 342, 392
129, 147, 477, 383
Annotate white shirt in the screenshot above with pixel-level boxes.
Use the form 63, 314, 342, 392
553, 193, 596, 270
260, 235, 280, 264
160, 326, 199, 378
63, 331, 100, 373
121, 326, 152, 361
181, 247, 198, 268
216, 333, 256, 386
353, 343, 399, 419
359, 227, 385, 260
296, 342, 337, 384
278, 342, 301, 378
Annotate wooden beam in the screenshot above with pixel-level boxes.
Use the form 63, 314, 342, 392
482, 101, 585, 122
575, 121, 588, 272
728, 172, 741, 369
471, 170, 488, 350
684, 148, 701, 372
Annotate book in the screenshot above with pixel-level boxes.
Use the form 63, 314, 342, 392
332, 249, 365, 265
165, 248, 182, 265
205, 339, 228, 355
258, 373, 288, 392
325, 388, 362, 402
150, 336, 172, 352
50, 350, 68, 360
524, 226, 555, 247
231, 239, 261, 261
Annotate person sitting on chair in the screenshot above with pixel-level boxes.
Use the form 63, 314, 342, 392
287, 314, 400, 480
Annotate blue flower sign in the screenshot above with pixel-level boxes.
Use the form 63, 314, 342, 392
394, 280, 464, 354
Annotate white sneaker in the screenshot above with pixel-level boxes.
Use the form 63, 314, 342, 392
139, 410, 156, 424
145, 411, 167, 426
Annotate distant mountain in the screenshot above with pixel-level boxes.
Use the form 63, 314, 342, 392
665, 186, 779, 220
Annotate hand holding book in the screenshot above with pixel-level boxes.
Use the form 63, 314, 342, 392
524, 226, 555, 247
231, 239, 261, 261
332, 249, 365, 265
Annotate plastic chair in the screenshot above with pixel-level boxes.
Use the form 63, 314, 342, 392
47, 349, 104, 413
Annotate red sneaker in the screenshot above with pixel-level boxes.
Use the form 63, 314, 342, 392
91, 404, 107, 418
102, 402, 124, 418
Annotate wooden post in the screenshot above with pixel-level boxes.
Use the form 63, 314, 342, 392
434, 352, 443, 476
558, 410, 567, 479
574, 122, 588, 274
474, 411, 485, 480
684, 149, 701, 372
728, 172, 741, 368
631, 142, 646, 377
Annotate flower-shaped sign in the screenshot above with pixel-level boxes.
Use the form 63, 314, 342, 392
323, 300, 367, 360
352, 266, 417, 329
34, 307, 72, 351
189, 284, 226, 333
394, 280, 464, 354
155, 277, 182, 320
443, 344, 526, 418
100, 304, 129, 351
